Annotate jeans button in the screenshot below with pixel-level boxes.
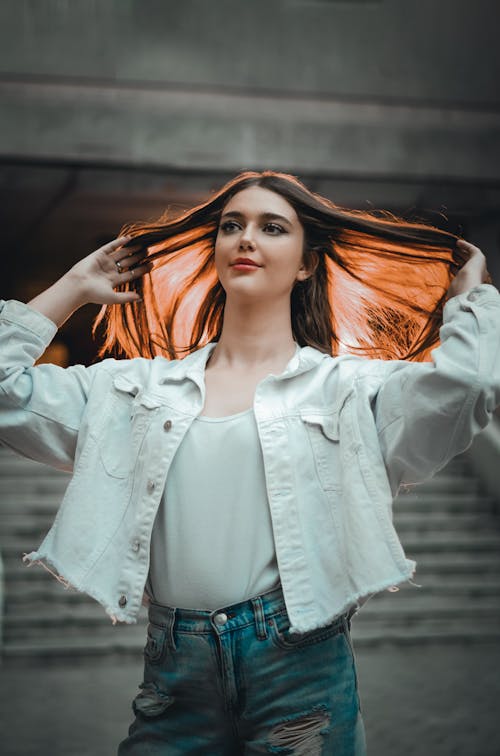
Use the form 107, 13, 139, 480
214, 612, 228, 625
119, 594, 127, 608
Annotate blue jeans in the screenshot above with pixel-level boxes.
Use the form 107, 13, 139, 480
118, 583, 366, 755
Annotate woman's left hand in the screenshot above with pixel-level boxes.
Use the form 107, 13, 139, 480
446, 239, 491, 300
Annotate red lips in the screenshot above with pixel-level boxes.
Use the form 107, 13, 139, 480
231, 257, 262, 267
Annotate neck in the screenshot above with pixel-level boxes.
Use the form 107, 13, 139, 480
210, 296, 296, 368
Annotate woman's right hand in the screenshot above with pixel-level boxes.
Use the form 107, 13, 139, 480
27, 235, 153, 328
68, 235, 153, 306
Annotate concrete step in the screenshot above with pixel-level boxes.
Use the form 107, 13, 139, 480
0, 495, 61, 516
350, 620, 500, 646
0, 515, 56, 541
0, 450, 71, 472
393, 492, 497, 513
372, 576, 500, 596
401, 475, 480, 494
394, 512, 500, 534
359, 592, 500, 614
3, 608, 149, 642
396, 533, 500, 552
0, 477, 70, 496
0, 464, 70, 480
2, 633, 148, 661
5, 584, 110, 605
413, 553, 500, 575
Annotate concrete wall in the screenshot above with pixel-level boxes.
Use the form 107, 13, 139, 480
1, 0, 499, 182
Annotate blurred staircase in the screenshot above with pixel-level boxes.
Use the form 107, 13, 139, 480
1, 447, 500, 660
351, 456, 500, 645
0, 447, 147, 661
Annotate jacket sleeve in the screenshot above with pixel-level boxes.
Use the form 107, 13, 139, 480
0, 299, 99, 471
372, 284, 500, 492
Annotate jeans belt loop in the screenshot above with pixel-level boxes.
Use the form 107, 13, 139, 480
166, 607, 177, 652
251, 596, 268, 640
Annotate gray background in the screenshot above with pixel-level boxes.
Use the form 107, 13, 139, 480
0, 2, 499, 755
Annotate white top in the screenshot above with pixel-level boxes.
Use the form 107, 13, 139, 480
146, 407, 280, 609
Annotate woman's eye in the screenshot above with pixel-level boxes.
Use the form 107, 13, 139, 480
264, 223, 285, 234
220, 220, 286, 234
220, 221, 240, 233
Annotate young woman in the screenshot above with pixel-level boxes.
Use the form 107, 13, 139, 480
1, 171, 498, 755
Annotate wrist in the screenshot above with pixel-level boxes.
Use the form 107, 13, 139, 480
60, 268, 91, 310
27, 270, 89, 328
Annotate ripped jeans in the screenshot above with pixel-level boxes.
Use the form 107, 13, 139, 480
117, 583, 366, 755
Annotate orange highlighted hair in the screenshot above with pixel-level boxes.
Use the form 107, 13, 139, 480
93, 171, 467, 362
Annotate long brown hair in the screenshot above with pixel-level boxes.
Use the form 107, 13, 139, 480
93, 170, 468, 362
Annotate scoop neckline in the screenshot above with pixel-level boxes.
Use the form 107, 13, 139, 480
196, 407, 254, 423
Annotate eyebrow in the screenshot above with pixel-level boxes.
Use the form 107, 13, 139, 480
220, 210, 293, 227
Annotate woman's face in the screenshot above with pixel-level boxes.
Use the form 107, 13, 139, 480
214, 186, 309, 302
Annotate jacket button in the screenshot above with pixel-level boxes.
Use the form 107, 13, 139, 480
466, 290, 479, 302
147, 480, 156, 493
163, 419, 172, 431
132, 539, 140, 553
119, 595, 127, 608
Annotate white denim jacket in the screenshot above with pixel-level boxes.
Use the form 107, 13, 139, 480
1, 285, 499, 634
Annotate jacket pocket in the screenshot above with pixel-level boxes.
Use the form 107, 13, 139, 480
300, 410, 342, 492
94, 377, 160, 479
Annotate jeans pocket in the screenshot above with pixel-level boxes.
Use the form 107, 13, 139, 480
143, 622, 168, 664
268, 611, 345, 651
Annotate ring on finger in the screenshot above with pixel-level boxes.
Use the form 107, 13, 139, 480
115, 260, 124, 273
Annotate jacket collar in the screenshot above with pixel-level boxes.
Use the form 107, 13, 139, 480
157, 342, 217, 385
157, 342, 329, 385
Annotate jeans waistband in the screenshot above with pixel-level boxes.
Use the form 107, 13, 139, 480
147, 582, 288, 639
147, 582, 353, 655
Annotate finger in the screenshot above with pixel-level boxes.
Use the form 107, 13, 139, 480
111, 251, 147, 268
456, 239, 482, 255
114, 261, 154, 283
112, 292, 143, 305
101, 235, 134, 255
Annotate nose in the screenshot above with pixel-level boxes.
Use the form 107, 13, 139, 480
239, 226, 256, 250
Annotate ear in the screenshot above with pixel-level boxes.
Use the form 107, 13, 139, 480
296, 249, 319, 282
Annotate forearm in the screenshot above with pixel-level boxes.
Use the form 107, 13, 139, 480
27, 270, 87, 328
